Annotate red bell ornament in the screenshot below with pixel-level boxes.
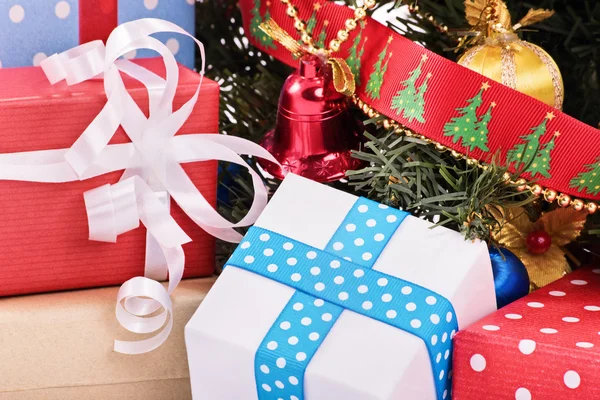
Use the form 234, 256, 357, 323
258, 55, 364, 182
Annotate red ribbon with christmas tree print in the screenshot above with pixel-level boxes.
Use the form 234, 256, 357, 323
240, 0, 600, 203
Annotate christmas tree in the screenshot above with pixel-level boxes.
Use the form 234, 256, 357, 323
306, 5, 318, 37
345, 21, 367, 87
507, 113, 556, 178
199, 0, 600, 270
390, 54, 430, 123
443, 82, 491, 151
365, 36, 393, 101
249, 0, 276, 49
570, 158, 600, 195
314, 20, 328, 49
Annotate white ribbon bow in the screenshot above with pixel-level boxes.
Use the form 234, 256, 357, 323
0, 18, 279, 354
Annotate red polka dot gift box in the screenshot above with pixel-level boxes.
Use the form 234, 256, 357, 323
453, 267, 600, 399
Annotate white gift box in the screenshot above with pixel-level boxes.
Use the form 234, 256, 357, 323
185, 174, 497, 400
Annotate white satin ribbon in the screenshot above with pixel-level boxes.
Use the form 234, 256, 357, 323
0, 18, 279, 354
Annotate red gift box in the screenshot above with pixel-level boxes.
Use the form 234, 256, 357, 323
0, 58, 217, 297
453, 267, 600, 399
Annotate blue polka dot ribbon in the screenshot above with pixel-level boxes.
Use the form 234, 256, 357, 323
226, 198, 457, 400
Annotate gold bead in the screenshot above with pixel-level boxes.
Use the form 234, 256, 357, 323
482, 164, 489, 170
466, 158, 478, 166
557, 193, 572, 208
543, 189, 558, 203
586, 202, 598, 214
572, 199, 585, 212
286, 5, 297, 18
364, 0, 376, 9
515, 178, 527, 192
301, 33, 312, 45
329, 39, 341, 52
367, 108, 377, 118
383, 119, 391, 130
337, 30, 349, 42
530, 184, 543, 196
451, 150, 462, 159
362, 104, 370, 114
345, 18, 357, 30
354, 8, 366, 19
405, 129, 414, 137
442, 25, 449, 33
435, 143, 446, 152
502, 172, 511, 182
293, 20, 306, 31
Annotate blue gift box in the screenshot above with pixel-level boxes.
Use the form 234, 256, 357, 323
0, 0, 195, 69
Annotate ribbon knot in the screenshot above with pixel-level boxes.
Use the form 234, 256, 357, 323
0, 18, 282, 354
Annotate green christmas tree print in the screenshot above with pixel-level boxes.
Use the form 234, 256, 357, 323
314, 20, 328, 49
249, 0, 276, 49
365, 35, 393, 101
345, 21, 367, 87
390, 54, 432, 124
506, 112, 558, 179
570, 158, 600, 195
443, 82, 494, 151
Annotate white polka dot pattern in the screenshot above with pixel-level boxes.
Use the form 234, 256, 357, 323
231, 199, 456, 400
325, 198, 408, 268
454, 268, 600, 398
1, 0, 195, 68
255, 291, 343, 400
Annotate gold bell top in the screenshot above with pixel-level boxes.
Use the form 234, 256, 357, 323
458, 0, 564, 109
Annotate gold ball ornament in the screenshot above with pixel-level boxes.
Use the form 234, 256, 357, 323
459, 36, 563, 109
458, 2, 563, 109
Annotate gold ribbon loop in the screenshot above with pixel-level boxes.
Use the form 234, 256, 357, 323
328, 58, 355, 96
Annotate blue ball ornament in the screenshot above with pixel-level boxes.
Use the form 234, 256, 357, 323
489, 246, 530, 309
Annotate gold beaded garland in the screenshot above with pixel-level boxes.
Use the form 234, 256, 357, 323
571, 199, 585, 212
345, 19, 357, 30
586, 202, 598, 215
543, 189, 558, 203
557, 194, 572, 208
531, 184, 543, 196
354, 8, 366, 19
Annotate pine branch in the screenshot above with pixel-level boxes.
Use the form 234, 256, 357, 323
347, 122, 536, 243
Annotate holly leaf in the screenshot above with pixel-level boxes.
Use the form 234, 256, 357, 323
520, 245, 570, 288
464, 0, 490, 26
514, 9, 555, 30
538, 208, 586, 247
464, 0, 512, 31
491, 206, 533, 250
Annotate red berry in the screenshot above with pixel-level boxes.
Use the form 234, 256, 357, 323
526, 230, 552, 254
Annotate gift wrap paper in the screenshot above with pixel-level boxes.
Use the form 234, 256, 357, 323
453, 267, 600, 399
0, 278, 215, 400
0, 0, 196, 69
0, 58, 218, 297
186, 174, 497, 400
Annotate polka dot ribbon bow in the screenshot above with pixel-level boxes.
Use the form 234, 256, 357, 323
0, 18, 278, 354
227, 198, 459, 400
